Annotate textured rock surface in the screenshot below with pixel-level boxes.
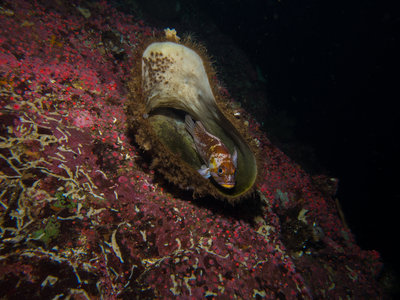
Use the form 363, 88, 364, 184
0, 0, 383, 298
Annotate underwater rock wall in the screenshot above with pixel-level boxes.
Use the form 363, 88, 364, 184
0, 0, 383, 298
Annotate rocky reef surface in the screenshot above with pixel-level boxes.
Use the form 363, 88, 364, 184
0, 0, 383, 298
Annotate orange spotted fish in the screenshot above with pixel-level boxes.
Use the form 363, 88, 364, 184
185, 115, 237, 188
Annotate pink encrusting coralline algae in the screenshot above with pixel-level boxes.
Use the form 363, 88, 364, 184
0, 0, 384, 298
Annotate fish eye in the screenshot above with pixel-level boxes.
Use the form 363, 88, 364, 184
217, 167, 224, 175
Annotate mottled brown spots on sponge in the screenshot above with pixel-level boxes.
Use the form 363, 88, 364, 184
143, 53, 174, 91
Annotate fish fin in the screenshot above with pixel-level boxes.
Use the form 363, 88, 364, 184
232, 147, 238, 168
194, 119, 207, 133
185, 115, 195, 137
198, 165, 211, 178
